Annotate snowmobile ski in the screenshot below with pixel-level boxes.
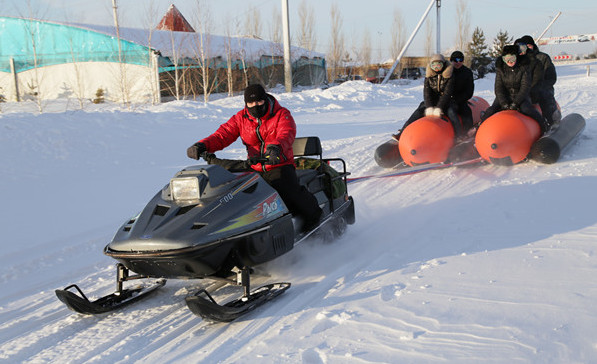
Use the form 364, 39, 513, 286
55, 263, 166, 314
185, 282, 291, 322
55, 279, 166, 315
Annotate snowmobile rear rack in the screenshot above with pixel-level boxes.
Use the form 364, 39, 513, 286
55, 263, 166, 314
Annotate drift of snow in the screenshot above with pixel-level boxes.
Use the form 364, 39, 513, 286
1, 61, 596, 363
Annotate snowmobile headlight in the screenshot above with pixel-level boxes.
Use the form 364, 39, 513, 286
170, 177, 200, 201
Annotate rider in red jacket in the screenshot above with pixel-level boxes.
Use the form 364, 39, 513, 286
186, 84, 322, 232
196, 87, 296, 172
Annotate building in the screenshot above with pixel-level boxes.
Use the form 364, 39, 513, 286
0, 13, 325, 104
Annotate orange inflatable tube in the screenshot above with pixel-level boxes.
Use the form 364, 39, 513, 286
399, 96, 489, 166
399, 116, 455, 166
475, 110, 541, 165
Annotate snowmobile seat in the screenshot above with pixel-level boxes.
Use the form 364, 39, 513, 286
293, 136, 323, 157
292, 137, 349, 199
293, 137, 325, 192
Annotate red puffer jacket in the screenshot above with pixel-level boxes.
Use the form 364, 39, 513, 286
199, 94, 296, 172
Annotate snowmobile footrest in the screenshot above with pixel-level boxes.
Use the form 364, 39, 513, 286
185, 282, 291, 322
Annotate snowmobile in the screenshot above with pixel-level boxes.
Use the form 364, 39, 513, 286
55, 136, 356, 321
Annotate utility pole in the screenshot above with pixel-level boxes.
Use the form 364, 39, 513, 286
112, 0, 128, 105
537, 11, 562, 42
281, 0, 292, 92
436, 0, 441, 53
111, 0, 122, 64
382, 0, 436, 84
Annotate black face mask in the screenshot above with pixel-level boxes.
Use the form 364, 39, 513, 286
247, 101, 268, 119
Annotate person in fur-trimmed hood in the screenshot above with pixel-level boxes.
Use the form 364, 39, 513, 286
479, 45, 549, 133
396, 54, 463, 139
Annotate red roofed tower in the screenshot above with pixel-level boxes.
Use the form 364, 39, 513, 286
156, 4, 195, 32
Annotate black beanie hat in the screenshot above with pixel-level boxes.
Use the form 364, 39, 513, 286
519, 35, 535, 46
502, 45, 519, 56
450, 51, 464, 61
244, 84, 266, 103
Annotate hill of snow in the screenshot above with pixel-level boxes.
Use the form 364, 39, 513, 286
1, 61, 596, 363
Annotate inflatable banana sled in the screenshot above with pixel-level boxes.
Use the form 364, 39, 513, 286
476, 109, 585, 165
374, 96, 489, 168
475, 110, 541, 165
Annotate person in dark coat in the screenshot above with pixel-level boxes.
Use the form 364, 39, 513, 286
449, 50, 475, 133
186, 84, 322, 231
517, 35, 560, 126
481, 45, 549, 133
395, 54, 460, 139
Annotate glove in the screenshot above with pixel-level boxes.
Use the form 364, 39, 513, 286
432, 107, 443, 117
501, 103, 510, 110
264, 144, 282, 165
542, 118, 553, 133
424, 107, 434, 116
508, 103, 518, 110
466, 127, 477, 138
186, 142, 206, 160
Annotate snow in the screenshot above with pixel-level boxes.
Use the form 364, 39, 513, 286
1, 61, 597, 363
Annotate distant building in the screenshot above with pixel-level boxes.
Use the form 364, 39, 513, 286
156, 4, 196, 33
0, 12, 325, 104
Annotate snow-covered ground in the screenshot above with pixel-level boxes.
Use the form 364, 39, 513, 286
1, 61, 596, 363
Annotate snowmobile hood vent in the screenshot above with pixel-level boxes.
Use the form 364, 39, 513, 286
154, 204, 170, 216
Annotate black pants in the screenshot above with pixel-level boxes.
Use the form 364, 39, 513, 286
261, 165, 322, 225
482, 99, 548, 133
454, 101, 473, 131
532, 88, 559, 125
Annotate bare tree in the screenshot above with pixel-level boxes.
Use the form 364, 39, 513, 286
455, 0, 471, 55
143, 0, 160, 105
297, 0, 316, 52
111, 0, 131, 107
236, 20, 250, 88
19, 0, 47, 112
192, 0, 218, 102
296, 0, 319, 85
328, 3, 345, 82
244, 6, 262, 38
424, 18, 433, 59
270, 5, 282, 44
360, 29, 372, 77
390, 9, 405, 75
263, 4, 283, 88
66, 37, 86, 109
224, 17, 235, 96
10, 0, 51, 111
0, 86, 5, 113
164, 30, 183, 100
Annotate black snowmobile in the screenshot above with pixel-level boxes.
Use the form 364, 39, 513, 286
56, 137, 355, 321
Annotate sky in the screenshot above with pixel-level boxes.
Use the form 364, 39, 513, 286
3, 0, 597, 59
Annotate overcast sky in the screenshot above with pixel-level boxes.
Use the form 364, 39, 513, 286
4, 0, 596, 58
